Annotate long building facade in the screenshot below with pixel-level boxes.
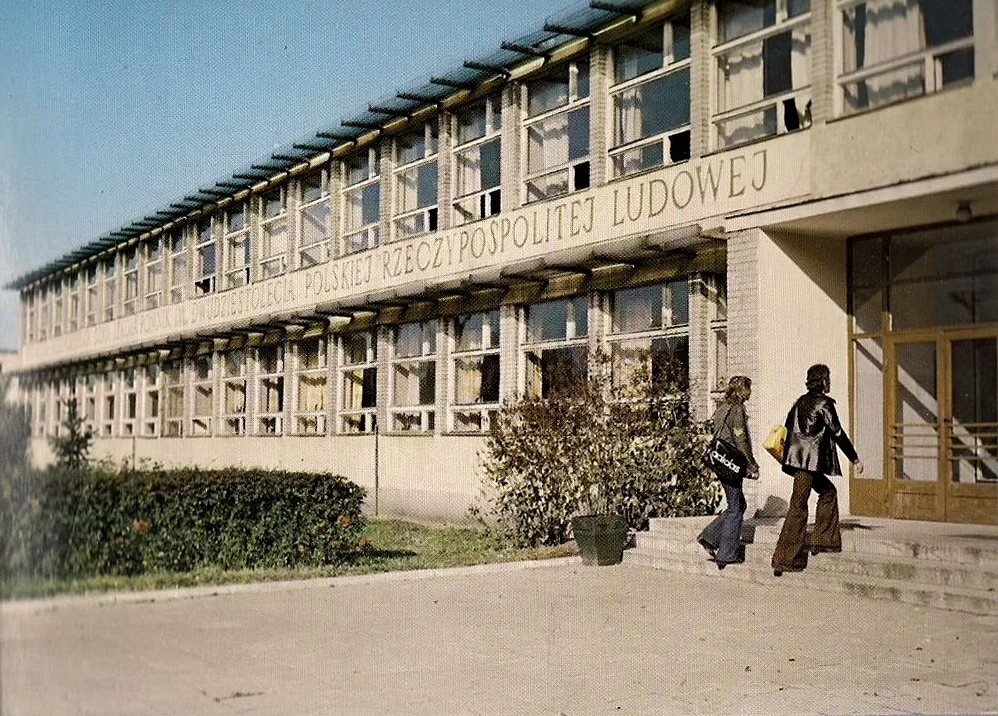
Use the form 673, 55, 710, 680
7, 0, 998, 524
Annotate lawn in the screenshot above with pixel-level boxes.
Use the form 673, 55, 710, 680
0, 518, 578, 600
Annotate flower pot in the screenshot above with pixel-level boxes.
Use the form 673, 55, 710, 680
571, 514, 628, 566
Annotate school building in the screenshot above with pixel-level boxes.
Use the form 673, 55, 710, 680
6, 0, 997, 525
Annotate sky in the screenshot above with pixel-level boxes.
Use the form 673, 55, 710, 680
0, 0, 570, 351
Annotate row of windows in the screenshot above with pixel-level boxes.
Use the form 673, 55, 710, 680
26, 277, 727, 438
22, 0, 977, 344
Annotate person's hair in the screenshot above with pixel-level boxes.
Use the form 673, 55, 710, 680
725, 375, 752, 403
806, 364, 831, 393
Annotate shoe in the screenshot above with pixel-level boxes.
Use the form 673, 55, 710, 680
810, 546, 842, 555
698, 539, 717, 559
772, 565, 804, 577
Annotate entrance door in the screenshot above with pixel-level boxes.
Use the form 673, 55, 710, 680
887, 330, 998, 523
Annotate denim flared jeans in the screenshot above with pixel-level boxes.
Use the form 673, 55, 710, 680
698, 482, 746, 564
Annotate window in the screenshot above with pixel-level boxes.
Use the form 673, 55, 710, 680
609, 281, 691, 391
38, 288, 50, 341
715, 0, 812, 149
144, 237, 164, 310
121, 367, 138, 436
25, 293, 37, 343
260, 187, 288, 279
298, 168, 332, 268
67, 273, 80, 332
340, 330, 378, 433
143, 364, 161, 437
102, 370, 116, 436
83, 373, 98, 434
451, 310, 500, 432
194, 218, 217, 296
84, 266, 99, 327
709, 276, 729, 392
224, 202, 251, 289
122, 248, 139, 316
52, 282, 64, 336
257, 345, 285, 435
163, 359, 185, 437
394, 121, 439, 238
525, 58, 591, 202
453, 94, 502, 224
342, 147, 381, 255
222, 349, 247, 435
191, 354, 214, 436
103, 257, 117, 322
838, 0, 974, 115
523, 297, 588, 398
295, 336, 328, 435
611, 18, 692, 177
391, 320, 437, 432
168, 230, 188, 304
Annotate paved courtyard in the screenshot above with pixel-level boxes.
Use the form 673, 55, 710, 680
2, 560, 996, 715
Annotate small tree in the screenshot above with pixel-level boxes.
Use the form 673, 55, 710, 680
49, 398, 93, 471
478, 352, 721, 548
0, 375, 31, 474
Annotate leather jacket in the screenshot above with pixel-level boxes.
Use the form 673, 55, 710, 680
781, 391, 858, 476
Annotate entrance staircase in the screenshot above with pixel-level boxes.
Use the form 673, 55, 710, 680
624, 516, 998, 616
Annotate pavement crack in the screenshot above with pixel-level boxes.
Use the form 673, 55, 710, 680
214, 690, 264, 703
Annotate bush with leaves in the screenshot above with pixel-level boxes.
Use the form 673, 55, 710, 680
0, 465, 367, 579
0, 376, 31, 475
478, 355, 721, 548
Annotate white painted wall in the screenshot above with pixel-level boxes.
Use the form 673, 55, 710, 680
754, 230, 851, 515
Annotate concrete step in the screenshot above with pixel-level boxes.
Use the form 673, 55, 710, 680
631, 516, 998, 615
623, 547, 998, 616
647, 516, 998, 568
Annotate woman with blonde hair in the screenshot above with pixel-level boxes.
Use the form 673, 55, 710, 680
698, 375, 759, 569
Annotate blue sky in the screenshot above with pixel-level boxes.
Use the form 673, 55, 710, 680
0, 0, 566, 351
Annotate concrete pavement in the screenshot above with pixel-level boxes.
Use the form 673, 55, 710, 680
2, 559, 997, 715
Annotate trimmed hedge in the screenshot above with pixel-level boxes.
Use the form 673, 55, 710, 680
0, 466, 367, 578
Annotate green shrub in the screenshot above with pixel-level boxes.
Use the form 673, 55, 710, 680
0, 466, 366, 579
0, 376, 31, 474
478, 355, 721, 548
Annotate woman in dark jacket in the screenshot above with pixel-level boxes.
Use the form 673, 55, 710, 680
698, 376, 759, 569
772, 364, 864, 576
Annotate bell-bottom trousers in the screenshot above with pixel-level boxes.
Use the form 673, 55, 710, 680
771, 470, 841, 570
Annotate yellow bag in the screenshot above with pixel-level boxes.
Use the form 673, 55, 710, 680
763, 424, 787, 461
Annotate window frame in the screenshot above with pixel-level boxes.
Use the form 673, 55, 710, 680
712, 0, 813, 149
144, 236, 164, 311
256, 344, 285, 436
609, 17, 693, 179
339, 329, 378, 434
259, 187, 289, 280
223, 201, 252, 290
521, 297, 589, 399
297, 168, 332, 268
390, 320, 438, 433
221, 349, 247, 436
393, 120, 440, 240
122, 247, 140, 316
194, 217, 217, 296
452, 94, 503, 225
449, 310, 501, 433
341, 146, 382, 256
835, 0, 975, 117
523, 57, 592, 203
294, 335, 329, 435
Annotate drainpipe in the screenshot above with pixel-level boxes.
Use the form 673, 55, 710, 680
374, 423, 379, 516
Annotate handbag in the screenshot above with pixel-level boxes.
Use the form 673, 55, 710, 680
763, 424, 788, 462
704, 404, 748, 485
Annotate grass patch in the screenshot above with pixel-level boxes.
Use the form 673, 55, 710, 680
1, 518, 578, 601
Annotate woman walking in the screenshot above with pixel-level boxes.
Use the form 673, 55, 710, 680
698, 376, 759, 569
772, 364, 864, 576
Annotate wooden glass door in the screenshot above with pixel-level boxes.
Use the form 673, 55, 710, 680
886, 330, 998, 523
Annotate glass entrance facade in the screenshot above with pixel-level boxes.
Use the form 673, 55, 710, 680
850, 219, 998, 523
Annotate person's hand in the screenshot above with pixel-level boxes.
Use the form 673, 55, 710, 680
853, 460, 865, 475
